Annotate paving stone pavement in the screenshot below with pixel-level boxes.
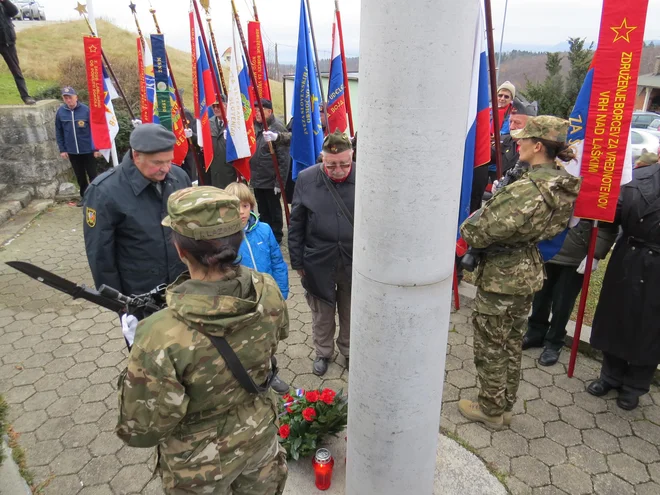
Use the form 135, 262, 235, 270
1, 204, 659, 494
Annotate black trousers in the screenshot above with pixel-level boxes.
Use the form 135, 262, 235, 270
526, 263, 584, 351
601, 352, 657, 397
470, 165, 489, 213
0, 43, 29, 100
254, 188, 283, 243
69, 153, 98, 198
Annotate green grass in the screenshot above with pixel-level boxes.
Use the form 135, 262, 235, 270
0, 74, 56, 105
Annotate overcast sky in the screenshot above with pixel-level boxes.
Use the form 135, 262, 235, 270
32, 0, 660, 62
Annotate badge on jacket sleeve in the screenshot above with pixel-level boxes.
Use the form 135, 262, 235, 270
86, 207, 96, 228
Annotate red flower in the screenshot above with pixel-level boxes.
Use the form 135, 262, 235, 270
302, 407, 317, 422
286, 405, 293, 414
283, 394, 294, 404
278, 424, 290, 439
305, 390, 319, 403
320, 388, 336, 405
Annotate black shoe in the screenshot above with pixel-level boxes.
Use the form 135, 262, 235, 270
23, 97, 36, 105
270, 375, 290, 395
522, 334, 543, 350
313, 357, 329, 376
76, 200, 84, 207
587, 379, 615, 397
616, 392, 639, 411
538, 348, 560, 367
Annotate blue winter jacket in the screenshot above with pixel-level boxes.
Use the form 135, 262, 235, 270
55, 102, 96, 154
239, 212, 289, 299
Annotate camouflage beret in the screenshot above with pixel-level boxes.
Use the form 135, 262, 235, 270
510, 115, 569, 143
322, 129, 352, 154
130, 123, 177, 153
161, 186, 243, 240
637, 150, 659, 166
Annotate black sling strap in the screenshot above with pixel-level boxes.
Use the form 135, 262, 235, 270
320, 168, 354, 227
199, 330, 278, 395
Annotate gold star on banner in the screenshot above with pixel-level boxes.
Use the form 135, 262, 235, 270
611, 18, 637, 43
74, 2, 87, 16
88, 44, 98, 53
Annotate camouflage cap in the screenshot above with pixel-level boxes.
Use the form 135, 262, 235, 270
322, 129, 352, 154
161, 186, 243, 240
637, 150, 659, 166
510, 115, 569, 143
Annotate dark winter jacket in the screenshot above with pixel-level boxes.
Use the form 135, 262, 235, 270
55, 103, 96, 154
209, 116, 236, 188
250, 115, 289, 189
238, 212, 289, 299
0, 0, 17, 46
83, 152, 192, 296
590, 163, 660, 365
549, 220, 617, 266
288, 164, 355, 305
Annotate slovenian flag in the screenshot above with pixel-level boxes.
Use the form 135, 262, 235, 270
327, 19, 348, 134
458, 8, 490, 231
226, 22, 256, 181
190, 10, 215, 171
99, 66, 119, 163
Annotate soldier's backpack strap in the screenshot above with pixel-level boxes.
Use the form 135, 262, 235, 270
320, 168, 354, 227
198, 330, 278, 395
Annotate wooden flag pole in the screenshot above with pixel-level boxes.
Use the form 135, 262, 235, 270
567, 220, 599, 377
251, 0, 273, 99
483, 0, 503, 179
231, 0, 291, 225
304, 0, 330, 131
334, 0, 354, 136
202, 7, 229, 96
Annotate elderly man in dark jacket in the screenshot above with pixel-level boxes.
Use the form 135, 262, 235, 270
523, 220, 617, 365
83, 124, 191, 298
289, 130, 355, 376
250, 99, 289, 243
587, 162, 660, 410
0, 0, 34, 104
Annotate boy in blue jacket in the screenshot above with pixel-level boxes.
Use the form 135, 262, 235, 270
225, 182, 289, 299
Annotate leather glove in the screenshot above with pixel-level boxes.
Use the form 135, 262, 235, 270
263, 130, 279, 142
576, 256, 599, 275
184, 128, 193, 138
274, 186, 281, 195
121, 314, 139, 347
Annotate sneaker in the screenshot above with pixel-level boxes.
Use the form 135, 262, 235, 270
23, 97, 36, 105
270, 375, 290, 395
313, 357, 329, 376
458, 400, 504, 430
502, 411, 513, 426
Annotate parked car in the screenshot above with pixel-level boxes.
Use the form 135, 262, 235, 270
12, 1, 29, 19
648, 118, 660, 132
630, 129, 660, 162
632, 111, 660, 129
14, 1, 45, 20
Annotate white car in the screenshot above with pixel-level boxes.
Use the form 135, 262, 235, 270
630, 129, 660, 162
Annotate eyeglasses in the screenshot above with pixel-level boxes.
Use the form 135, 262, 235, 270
497, 94, 511, 100
324, 161, 352, 170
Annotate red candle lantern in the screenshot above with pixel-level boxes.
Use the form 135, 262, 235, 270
312, 448, 334, 490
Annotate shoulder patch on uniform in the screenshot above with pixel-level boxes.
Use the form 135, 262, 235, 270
86, 207, 96, 228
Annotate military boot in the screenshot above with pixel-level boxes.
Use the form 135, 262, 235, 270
458, 400, 504, 430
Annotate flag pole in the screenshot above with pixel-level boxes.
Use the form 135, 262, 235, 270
567, 220, 599, 377
141, 3, 207, 185
202, 7, 229, 96
304, 0, 330, 131
231, 0, 291, 225
452, 268, 460, 310
483, 0, 503, 179
334, 0, 354, 136
496, 0, 509, 82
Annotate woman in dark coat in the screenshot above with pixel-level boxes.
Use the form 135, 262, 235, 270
588, 162, 660, 410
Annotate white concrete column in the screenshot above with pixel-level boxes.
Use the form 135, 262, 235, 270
346, 1, 479, 494
643, 87, 652, 111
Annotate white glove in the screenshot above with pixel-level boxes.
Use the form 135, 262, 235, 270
492, 180, 500, 190
274, 186, 281, 195
131, 119, 143, 128
184, 128, 193, 139
576, 256, 599, 275
223, 129, 227, 140
121, 314, 139, 347
263, 130, 278, 142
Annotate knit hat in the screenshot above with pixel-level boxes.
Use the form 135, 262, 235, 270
497, 81, 516, 100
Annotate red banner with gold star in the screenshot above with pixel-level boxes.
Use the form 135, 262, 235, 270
83, 36, 111, 150
574, 0, 649, 221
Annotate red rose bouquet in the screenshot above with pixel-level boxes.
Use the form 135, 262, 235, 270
278, 388, 347, 460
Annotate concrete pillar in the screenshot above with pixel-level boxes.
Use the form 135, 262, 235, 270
346, 1, 479, 494
643, 87, 651, 111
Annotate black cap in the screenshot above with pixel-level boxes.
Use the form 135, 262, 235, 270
129, 123, 177, 153
256, 98, 273, 110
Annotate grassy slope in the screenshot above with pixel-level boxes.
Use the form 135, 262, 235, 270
0, 19, 284, 115
0, 73, 55, 104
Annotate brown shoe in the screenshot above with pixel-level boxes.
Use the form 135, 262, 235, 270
458, 400, 504, 430
503, 411, 513, 426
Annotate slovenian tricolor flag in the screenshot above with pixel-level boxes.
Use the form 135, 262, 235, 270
458, 8, 490, 231
327, 19, 348, 134
190, 10, 215, 171
226, 22, 256, 181
99, 66, 119, 163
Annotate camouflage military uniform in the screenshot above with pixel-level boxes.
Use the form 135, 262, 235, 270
460, 116, 581, 417
116, 187, 289, 494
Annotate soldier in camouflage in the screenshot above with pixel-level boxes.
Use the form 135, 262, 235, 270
458, 116, 581, 430
115, 187, 289, 494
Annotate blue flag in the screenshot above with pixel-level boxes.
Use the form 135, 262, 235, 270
290, 0, 324, 180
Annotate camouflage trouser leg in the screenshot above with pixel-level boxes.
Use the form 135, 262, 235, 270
230, 436, 288, 495
473, 288, 533, 417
